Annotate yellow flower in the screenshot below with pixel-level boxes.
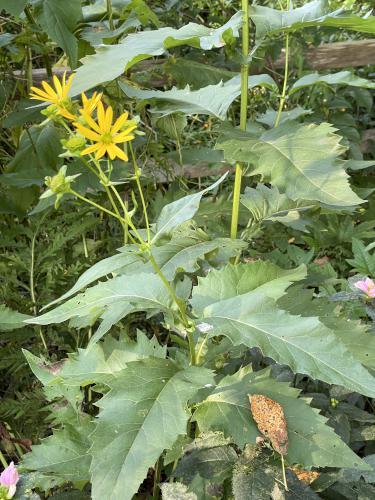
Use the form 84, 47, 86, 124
74, 101, 136, 161
30, 72, 75, 120
80, 91, 102, 117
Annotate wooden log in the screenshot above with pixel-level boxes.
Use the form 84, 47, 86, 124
274, 39, 375, 70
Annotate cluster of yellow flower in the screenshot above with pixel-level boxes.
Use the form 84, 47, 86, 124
30, 72, 136, 162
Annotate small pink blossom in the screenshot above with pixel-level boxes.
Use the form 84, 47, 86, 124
0, 462, 19, 499
354, 278, 375, 298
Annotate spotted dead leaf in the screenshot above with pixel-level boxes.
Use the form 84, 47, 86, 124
289, 467, 320, 485
248, 394, 288, 455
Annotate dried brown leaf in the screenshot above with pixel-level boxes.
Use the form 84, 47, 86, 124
289, 467, 320, 485
248, 394, 288, 455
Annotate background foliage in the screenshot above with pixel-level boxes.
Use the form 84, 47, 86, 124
1, 0, 375, 499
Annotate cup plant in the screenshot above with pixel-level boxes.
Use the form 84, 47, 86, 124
7, 1, 375, 499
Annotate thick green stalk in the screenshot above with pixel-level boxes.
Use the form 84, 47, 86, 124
130, 142, 151, 244
106, 0, 114, 30
230, 0, 249, 239
274, 32, 289, 127
274, 0, 290, 127
147, 252, 196, 364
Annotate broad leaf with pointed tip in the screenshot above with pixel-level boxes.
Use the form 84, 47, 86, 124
240, 184, 314, 232
90, 358, 214, 500
0, 304, 31, 331
216, 121, 363, 207
153, 173, 228, 242
250, 1, 375, 39
194, 368, 370, 470
70, 13, 242, 95
291, 71, 375, 94
45, 246, 142, 308
22, 419, 94, 484
26, 273, 172, 346
120, 75, 277, 120
191, 260, 306, 315
191, 266, 375, 397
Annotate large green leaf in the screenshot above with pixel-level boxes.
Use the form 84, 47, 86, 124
37, 0, 82, 68
24, 331, 166, 388
250, 1, 375, 39
154, 236, 246, 280
278, 287, 375, 371
90, 358, 213, 500
22, 420, 94, 484
45, 246, 142, 308
0, 304, 31, 331
0, 0, 27, 16
191, 261, 306, 315
120, 75, 277, 120
194, 368, 370, 470
291, 71, 375, 94
70, 13, 242, 95
216, 121, 363, 207
166, 58, 235, 89
26, 273, 172, 341
191, 267, 375, 397
240, 184, 314, 233
153, 174, 227, 242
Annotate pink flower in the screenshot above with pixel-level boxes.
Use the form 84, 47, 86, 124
0, 462, 19, 499
354, 278, 375, 298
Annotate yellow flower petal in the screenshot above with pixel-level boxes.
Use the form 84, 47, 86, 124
95, 144, 107, 160
80, 112, 102, 134
65, 73, 75, 96
107, 144, 117, 160
113, 133, 135, 144
53, 75, 63, 98
81, 143, 101, 156
111, 144, 128, 161
30, 87, 52, 101
97, 102, 106, 131
104, 105, 113, 132
41, 81, 57, 100
111, 112, 129, 134
59, 108, 76, 120
74, 123, 102, 141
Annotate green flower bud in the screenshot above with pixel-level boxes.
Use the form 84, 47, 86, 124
41, 166, 81, 209
61, 135, 86, 156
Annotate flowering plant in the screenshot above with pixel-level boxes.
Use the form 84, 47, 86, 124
2, 1, 375, 499
0, 463, 19, 499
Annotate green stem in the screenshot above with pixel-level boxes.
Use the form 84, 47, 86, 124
106, 0, 115, 30
26, 47, 33, 93
275, 0, 290, 127
82, 234, 89, 258
195, 336, 208, 365
281, 454, 288, 491
230, 0, 249, 240
24, 5, 52, 78
70, 189, 122, 221
187, 331, 197, 366
152, 457, 162, 499
274, 33, 289, 127
148, 252, 195, 363
130, 143, 151, 243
